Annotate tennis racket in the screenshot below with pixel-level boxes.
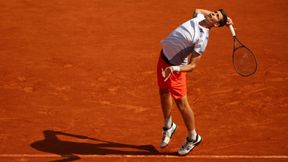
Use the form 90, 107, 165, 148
229, 25, 257, 77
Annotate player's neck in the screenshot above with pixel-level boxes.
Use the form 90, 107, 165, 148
199, 20, 213, 29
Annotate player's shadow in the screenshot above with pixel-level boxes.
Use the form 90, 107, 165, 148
30, 130, 162, 162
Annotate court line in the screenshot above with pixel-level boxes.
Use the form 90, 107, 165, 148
0, 154, 287, 159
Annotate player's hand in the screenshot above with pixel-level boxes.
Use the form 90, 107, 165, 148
161, 67, 173, 82
226, 17, 233, 26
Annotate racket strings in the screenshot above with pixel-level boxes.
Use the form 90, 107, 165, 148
233, 47, 257, 76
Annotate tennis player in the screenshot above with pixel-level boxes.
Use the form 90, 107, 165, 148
157, 8, 233, 155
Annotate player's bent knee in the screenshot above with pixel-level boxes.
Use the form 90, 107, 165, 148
175, 96, 190, 111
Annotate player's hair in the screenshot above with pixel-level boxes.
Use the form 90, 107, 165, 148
218, 9, 228, 27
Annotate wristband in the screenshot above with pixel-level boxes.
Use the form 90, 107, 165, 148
171, 66, 181, 72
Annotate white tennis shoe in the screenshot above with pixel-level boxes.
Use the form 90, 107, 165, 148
178, 134, 202, 156
160, 122, 177, 148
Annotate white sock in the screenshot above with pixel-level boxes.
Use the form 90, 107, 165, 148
188, 129, 197, 141
164, 116, 172, 129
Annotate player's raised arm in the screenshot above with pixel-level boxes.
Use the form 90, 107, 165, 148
193, 9, 212, 17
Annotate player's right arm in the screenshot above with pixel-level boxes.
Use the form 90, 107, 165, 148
193, 9, 212, 18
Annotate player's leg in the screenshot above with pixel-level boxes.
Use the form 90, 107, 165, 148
159, 88, 173, 127
175, 95, 195, 131
175, 96, 201, 155
159, 88, 177, 148
157, 52, 177, 148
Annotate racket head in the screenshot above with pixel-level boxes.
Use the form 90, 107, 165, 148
232, 46, 257, 77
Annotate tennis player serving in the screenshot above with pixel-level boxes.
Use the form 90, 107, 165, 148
157, 8, 233, 155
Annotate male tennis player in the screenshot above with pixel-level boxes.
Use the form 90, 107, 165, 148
157, 8, 233, 155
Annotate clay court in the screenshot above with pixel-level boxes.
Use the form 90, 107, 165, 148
0, 0, 287, 161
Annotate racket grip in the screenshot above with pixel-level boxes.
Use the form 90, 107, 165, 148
229, 25, 236, 37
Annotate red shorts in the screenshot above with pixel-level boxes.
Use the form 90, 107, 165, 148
157, 51, 187, 100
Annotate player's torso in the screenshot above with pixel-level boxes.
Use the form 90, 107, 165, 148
161, 15, 209, 65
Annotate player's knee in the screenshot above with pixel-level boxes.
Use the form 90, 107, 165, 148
175, 96, 189, 111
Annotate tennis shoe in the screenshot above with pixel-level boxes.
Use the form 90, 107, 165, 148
160, 122, 177, 148
178, 134, 202, 156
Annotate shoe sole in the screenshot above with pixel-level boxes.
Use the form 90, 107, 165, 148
178, 136, 202, 156
160, 124, 177, 148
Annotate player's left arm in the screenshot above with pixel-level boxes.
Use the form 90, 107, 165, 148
179, 52, 201, 72
162, 52, 201, 79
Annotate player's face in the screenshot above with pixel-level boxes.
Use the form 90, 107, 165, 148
206, 10, 223, 26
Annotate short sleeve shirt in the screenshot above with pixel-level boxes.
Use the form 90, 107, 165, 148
160, 13, 210, 65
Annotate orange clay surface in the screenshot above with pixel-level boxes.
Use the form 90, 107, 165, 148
0, 0, 287, 162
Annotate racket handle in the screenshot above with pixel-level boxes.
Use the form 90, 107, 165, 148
229, 25, 236, 37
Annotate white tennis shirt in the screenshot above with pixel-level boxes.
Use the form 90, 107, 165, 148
161, 13, 209, 65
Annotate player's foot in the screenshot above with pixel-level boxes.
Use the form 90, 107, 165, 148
160, 122, 177, 148
178, 134, 202, 156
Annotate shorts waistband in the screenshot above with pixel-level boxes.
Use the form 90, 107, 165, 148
160, 50, 173, 66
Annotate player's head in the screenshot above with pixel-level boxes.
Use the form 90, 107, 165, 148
217, 9, 228, 27
205, 9, 228, 28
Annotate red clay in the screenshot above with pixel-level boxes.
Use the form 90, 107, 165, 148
0, 0, 287, 161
